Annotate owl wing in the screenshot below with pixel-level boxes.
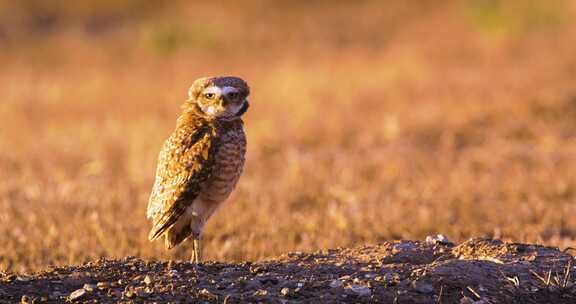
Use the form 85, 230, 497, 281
147, 124, 216, 241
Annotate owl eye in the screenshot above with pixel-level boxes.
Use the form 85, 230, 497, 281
204, 93, 215, 99
227, 92, 239, 99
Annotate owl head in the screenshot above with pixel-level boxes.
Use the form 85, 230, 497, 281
185, 76, 250, 119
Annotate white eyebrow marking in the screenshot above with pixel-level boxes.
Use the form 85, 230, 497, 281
202, 86, 222, 95
221, 86, 239, 95
202, 86, 239, 96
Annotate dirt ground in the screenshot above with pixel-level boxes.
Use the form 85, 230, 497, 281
1, 238, 575, 304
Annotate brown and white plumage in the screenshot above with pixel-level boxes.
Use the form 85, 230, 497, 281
147, 76, 249, 262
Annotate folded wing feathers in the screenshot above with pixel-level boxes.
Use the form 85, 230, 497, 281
147, 125, 216, 241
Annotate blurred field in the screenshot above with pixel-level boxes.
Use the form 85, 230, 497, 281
1, 0, 576, 273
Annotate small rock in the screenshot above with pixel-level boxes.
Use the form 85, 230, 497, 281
347, 284, 371, 297
143, 275, 152, 285
199, 288, 216, 299
69, 288, 87, 301
20, 295, 31, 304
253, 289, 268, 296
96, 282, 109, 289
168, 269, 178, 277
392, 242, 416, 253
5, 274, 16, 282
412, 281, 434, 294
16, 276, 31, 282
249, 266, 263, 274
280, 287, 290, 296
425, 234, 452, 245
364, 273, 376, 279
83, 283, 95, 292
123, 289, 135, 299
329, 280, 344, 288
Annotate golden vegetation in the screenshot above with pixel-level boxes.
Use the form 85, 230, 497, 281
1, 0, 576, 272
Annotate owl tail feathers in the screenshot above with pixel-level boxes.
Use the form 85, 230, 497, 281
148, 223, 168, 242
148, 208, 192, 250
147, 208, 186, 243
164, 224, 192, 250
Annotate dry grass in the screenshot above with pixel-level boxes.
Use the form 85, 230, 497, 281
1, 0, 576, 273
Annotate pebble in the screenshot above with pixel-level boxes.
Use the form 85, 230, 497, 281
69, 288, 87, 301
83, 283, 95, 292
20, 295, 31, 304
329, 280, 344, 288
253, 289, 268, 296
412, 281, 434, 294
168, 270, 179, 277
425, 234, 452, 245
123, 289, 135, 299
143, 275, 152, 285
347, 284, 371, 297
280, 287, 290, 296
392, 243, 416, 253
96, 281, 109, 289
199, 288, 216, 299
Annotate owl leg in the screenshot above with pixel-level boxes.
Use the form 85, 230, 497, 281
191, 233, 202, 263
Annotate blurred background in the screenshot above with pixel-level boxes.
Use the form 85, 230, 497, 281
1, 0, 576, 273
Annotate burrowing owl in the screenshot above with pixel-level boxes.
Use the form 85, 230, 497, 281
147, 76, 249, 263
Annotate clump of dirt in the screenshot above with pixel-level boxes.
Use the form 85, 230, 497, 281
1, 238, 575, 303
